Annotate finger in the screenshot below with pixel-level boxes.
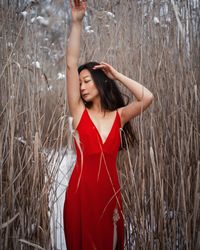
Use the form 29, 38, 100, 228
93, 65, 106, 70
93, 65, 103, 68
80, 0, 87, 9
74, 0, 86, 9
81, 2, 87, 10
74, 0, 79, 5
73, 0, 81, 7
74, 0, 84, 6
100, 61, 110, 67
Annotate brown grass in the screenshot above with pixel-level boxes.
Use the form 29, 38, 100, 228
0, 0, 199, 249
0, 3, 66, 249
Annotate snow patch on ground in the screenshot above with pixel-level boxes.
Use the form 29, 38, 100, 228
48, 149, 76, 250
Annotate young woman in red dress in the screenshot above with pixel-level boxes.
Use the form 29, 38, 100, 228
64, 1, 154, 249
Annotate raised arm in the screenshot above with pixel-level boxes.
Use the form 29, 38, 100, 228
93, 62, 154, 126
66, 0, 86, 116
116, 72, 154, 125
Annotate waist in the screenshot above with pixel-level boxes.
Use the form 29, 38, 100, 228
77, 152, 117, 164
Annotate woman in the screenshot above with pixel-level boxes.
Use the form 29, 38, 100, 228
64, 1, 154, 249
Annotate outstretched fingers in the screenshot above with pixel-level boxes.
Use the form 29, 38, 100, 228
69, 0, 87, 17
71, 0, 86, 7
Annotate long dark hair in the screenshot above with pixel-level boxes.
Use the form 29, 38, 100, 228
78, 61, 136, 149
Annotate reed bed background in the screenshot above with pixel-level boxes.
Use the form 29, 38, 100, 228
0, 0, 199, 249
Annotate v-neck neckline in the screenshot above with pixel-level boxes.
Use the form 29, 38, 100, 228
85, 108, 118, 145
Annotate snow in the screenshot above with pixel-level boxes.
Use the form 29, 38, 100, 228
21, 11, 28, 18
105, 11, 115, 19
31, 17, 36, 23
57, 73, 65, 80
36, 16, 49, 26
47, 85, 53, 91
7, 42, 13, 48
153, 16, 160, 25
32, 61, 41, 69
49, 149, 76, 250
85, 25, 94, 34
15, 137, 26, 144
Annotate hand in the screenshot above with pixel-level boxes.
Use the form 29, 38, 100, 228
70, 0, 87, 23
93, 62, 120, 81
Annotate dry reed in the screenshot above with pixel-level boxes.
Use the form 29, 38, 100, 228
0, 0, 199, 249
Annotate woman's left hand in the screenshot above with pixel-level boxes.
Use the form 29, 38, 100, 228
93, 62, 120, 81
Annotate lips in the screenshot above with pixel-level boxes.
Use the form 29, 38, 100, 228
82, 93, 88, 98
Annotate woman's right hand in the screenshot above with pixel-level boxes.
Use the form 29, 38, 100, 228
70, 0, 87, 23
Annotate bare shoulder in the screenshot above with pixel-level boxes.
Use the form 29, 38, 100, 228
117, 107, 125, 127
117, 105, 135, 127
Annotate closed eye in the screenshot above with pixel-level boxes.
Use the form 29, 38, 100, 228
80, 80, 90, 86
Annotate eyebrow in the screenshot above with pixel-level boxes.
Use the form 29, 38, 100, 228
80, 76, 91, 82
83, 76, 91, 79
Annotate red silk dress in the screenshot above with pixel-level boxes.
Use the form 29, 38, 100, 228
64, 108, 124, 250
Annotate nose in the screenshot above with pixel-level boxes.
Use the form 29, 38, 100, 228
80, 83, 86, 95
80, 82, 86, 90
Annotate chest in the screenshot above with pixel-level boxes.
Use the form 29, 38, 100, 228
74, 109, 121, 155
90, 117, 116, 143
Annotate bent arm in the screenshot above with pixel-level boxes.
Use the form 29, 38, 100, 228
116, 72, 154, 125
93, 62, 154, 125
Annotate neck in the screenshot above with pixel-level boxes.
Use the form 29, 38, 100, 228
90, 97, 104, 113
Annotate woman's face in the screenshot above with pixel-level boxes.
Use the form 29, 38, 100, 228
79, 69, 99, 103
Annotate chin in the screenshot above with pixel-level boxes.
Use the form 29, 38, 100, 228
82, 96, 90, 103
82, 99, 92, 107
82, 96, 92, 102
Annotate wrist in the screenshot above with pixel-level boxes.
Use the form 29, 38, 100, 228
115, 72, 123, 81
72, 19, 83, 25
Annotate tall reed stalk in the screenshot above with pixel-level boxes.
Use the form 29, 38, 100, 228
0, 3, 67, 249
0, 0, 199, 249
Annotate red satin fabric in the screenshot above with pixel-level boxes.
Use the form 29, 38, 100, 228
64, 108, 124, 250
